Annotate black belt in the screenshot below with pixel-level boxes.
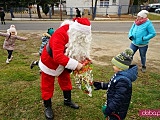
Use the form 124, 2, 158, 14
46, 42, 53, 57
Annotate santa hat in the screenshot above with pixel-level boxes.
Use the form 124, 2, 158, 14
7, 24, 17, 35
69, 17, 91, 34
137, 10, 149, 18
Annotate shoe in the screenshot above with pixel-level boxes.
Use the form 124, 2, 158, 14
9, 56, 13, 62
45, 106, 54, 120
6, 59, 9, 64
141, 66, 146, 73
30, 61, 36, 69
64, 99, 79, 109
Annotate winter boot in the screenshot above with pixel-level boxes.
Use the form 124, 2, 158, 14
63, 90, 79, 109
9, 56, 13, 62
6, 59, 9, 64
141, 66, 146, 73
44, 99, 54, 120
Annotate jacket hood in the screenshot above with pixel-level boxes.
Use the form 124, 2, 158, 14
117, 65, 138, 82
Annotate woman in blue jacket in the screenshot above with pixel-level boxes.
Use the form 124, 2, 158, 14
93, 48, 138, 120
128, 10, 156, 72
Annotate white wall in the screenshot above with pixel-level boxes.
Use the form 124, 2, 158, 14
66, 0, 130, 15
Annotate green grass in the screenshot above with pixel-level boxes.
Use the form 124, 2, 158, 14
0, 33, 160, 120
148, 13, 160, 20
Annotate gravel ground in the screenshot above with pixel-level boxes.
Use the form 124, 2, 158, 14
91, 33, 160, 72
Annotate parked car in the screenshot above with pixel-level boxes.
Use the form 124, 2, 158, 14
148, 3, 160, 12
155, 8, 160, 13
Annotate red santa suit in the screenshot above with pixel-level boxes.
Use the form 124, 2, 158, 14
39, 18, 92, 100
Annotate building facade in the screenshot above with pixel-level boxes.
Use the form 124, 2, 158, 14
65, 0, 130, 15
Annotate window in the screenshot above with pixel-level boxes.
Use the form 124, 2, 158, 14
112, 0, 116, 5
100, 0, 109, 7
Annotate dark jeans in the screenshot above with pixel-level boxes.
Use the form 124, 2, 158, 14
130, 43, 148, 67
7, 50, 13, 59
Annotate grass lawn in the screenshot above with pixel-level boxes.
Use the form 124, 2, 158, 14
0, 32, 160, 120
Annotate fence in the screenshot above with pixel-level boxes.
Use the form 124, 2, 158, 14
4, 5, 143, 20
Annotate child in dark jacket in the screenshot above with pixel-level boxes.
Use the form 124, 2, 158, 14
93, 48, 138, 120
30, 28, 54, 69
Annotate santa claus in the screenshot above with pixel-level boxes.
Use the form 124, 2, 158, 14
39, 17, 92, 119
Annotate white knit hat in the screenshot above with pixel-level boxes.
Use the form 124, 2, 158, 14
7, 24, 17, 35
137, 10, 149, 18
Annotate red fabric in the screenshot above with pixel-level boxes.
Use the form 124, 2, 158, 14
40, 25, 74, 100
41, 70, 72, 100
135, 18, 148, 25
40, 25, 69, 69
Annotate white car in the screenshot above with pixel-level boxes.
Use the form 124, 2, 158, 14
155, 8, 160, 13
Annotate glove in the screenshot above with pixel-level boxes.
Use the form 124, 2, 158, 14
102, 105, 107, 118
129, 36, 133, 41
93, 82, 103, 90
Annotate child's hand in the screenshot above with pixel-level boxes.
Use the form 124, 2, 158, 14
93, 81, 103, 90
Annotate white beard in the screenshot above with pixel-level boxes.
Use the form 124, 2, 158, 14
65, 29, 92, 62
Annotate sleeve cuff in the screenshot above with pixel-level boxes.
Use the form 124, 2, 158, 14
105, 106, 112, 116
65, 58, 78, 70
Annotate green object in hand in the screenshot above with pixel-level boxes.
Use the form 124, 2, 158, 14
102, 105, 107, 118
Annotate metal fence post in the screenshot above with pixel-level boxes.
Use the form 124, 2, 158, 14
70, 7, 73, 19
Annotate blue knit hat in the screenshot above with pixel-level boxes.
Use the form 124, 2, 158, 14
111, 48, 133, 70
47, 28, 54, 36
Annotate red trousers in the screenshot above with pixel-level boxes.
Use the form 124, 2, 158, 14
41, 69, 72, 100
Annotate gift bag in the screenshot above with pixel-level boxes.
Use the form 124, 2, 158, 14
73, 59, 93, 97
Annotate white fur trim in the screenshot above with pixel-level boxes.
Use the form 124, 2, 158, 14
39, 59, 64, 76
137, 10, 149, 18
69, 20, 91, 34
60, 19, 74, 27
65, 58, 78, 70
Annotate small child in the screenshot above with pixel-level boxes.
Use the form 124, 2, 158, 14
93, 48, 138, 120
0, 25, 28, 64
30, 28, 54, 69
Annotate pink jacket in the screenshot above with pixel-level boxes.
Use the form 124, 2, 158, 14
0, 32, 27, 50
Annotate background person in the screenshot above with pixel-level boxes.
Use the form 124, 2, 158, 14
75, 7, 81, 18
128, 10, 156, 72
0, 7, 5, 25
30, 28, 54, 69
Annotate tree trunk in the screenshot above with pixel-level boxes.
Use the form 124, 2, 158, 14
51, 4, 54, 15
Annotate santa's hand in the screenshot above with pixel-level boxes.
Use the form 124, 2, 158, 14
76, 62, 83, 70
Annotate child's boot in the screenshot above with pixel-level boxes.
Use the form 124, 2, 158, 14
30, 61, 37, 69
6, 59, 9, 64
9, 56, 13, 62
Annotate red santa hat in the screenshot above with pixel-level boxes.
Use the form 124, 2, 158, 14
69, 17, 91, 34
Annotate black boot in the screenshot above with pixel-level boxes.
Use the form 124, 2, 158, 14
44, 99, 54, 120
63, 90, 79, 109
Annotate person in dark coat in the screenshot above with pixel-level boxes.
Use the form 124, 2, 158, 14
0, 7, 5, 25
93, 48, 138, 120
75, 8, 81, 18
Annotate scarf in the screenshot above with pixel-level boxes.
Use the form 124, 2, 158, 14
135, 18, 148, 25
